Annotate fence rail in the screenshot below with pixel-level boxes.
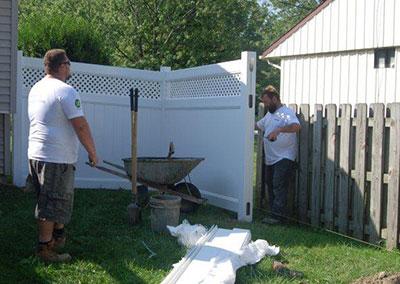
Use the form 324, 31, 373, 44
256, 103, 400, 250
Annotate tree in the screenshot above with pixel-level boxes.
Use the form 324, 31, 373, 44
18, 1, 111, 64
256, 0, 320, 94
19, 0, 266, 70
96, 0, 266, 70
18, 0, 320, 96
262, 0, 321, 45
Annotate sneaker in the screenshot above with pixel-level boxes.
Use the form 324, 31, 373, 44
36, 241, 71, 263
262, 216, 282, 225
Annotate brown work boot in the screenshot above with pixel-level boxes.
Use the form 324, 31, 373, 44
36, 241, 71, 263
52, 235, 66, 250
52, 228, 66, 250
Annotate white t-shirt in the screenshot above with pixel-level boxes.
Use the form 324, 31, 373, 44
257, 105, 300, 165
28, 77, 84, 164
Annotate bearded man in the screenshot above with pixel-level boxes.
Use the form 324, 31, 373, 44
256, 85, 301, 225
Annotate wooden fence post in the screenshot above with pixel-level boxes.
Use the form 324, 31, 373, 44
369, 103, 385, 244
387, 103, 400, 250
298, 104, 310, 223
338, 104, 352, 234
311, 104, 323, 226
255, 103, 266, 208
324, 104, 337, 230
288, 104, 298, 217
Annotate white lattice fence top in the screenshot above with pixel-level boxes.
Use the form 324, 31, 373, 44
22, 68, 161, 99
168, 74, 241, 98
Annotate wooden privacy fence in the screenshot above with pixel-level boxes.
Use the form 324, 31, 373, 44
256, 103, 400, 250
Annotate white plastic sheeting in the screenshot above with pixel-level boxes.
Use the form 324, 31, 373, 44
163, 220, 279, 284
167, 220, 208, 248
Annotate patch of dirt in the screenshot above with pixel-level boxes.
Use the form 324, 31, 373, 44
352, 272, 400, 284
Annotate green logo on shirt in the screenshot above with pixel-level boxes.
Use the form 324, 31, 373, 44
75, 99, 81, 108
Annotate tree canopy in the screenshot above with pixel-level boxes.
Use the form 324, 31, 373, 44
18, 0, 321, 92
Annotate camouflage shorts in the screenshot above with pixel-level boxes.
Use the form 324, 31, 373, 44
28, 159, 75, 224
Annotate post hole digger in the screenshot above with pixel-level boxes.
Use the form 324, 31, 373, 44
126, 88, 141, 225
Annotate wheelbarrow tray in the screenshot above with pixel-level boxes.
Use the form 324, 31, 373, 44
91, 158, 206, 204
122, 157, 204, 185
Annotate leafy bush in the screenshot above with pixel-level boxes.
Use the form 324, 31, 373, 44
18, 13, 111, 65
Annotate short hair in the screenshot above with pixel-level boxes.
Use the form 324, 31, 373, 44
44, 49, 67, 75
261, 85, 280, 99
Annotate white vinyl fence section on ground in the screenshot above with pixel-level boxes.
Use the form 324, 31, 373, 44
13, 51, 256, 221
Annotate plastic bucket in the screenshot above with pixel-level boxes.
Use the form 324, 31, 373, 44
150, 194, 181, 232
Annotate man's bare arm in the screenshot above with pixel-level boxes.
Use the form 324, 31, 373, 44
267, 123, 301, 141
277, 123, 301, 133
70, 116, 98, 166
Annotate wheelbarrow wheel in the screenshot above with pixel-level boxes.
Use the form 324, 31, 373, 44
172, 182, 201, 213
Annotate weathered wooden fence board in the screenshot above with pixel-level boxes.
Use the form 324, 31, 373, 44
324, 104, 336, 230
338, 104, 352, 234
298, 104, 310, 222
387, 103, 400, 250
369, 103, 384, 243
311, 105, 323, 226
256, 103, 266, 208
353, 104, 367, 239
288, 103, 298, 217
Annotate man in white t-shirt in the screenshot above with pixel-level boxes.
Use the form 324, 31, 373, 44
256, 85, 301, 225
27, 49, 98, 263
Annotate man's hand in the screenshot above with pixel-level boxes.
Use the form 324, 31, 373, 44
88, 153, 98, 167
267, 129, 280, 141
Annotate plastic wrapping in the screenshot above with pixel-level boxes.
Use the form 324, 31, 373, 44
167, 219, 207, 248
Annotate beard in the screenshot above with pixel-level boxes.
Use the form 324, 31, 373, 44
267, 104, 277, 113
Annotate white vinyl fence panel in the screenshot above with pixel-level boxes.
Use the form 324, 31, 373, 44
13, 51, 256, 221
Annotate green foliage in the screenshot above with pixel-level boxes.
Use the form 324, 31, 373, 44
18, 0, 323, 94
18, 10, 110, 64
18, 0, 265, 69
262, 0, 321, 45
255, 0, 321, 94
98, 0, 266, 70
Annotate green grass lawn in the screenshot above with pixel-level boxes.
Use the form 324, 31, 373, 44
1, 186, 400, 284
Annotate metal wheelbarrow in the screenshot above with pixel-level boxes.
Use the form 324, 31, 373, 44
91, 157, 206, 213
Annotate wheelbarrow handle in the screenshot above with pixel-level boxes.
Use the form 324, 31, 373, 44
103, 160, 125, 171
85, 162, 130, 181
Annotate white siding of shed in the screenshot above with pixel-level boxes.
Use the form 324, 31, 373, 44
279, 48, 400, 110
267, 0, 400, 58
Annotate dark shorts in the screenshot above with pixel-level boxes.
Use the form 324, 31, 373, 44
28, 159, 75, 224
